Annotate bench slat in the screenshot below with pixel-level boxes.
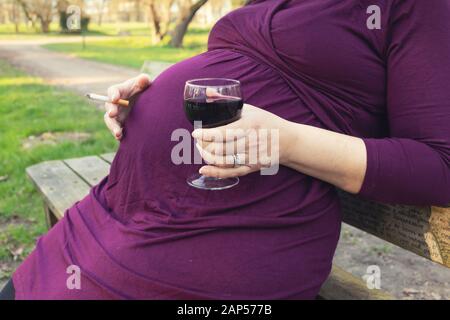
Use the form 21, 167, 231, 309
139, 61, 173, 79
64, 156, 110, 187
319, 265, 394, 300
100, 153, 116, 164
26, 161, 91, 219
338, 191, 450, 268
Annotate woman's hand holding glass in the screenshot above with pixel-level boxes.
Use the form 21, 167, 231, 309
192, 104, 292, 179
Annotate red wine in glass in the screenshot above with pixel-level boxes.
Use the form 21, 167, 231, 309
184, 78, 243, 190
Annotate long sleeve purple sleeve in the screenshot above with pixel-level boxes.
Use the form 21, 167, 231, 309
359, 0, 450, 205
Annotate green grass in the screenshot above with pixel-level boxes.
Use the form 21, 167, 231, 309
0, 23, 55, 37
43, 27, 209, 69
87, 22, 159, 36
1, 21, 209, 68
0, 22, 169, 36
0, 22, 144, 37
0, 22, 75, 39
0, 60, 117, 279
0, 23, 208, 279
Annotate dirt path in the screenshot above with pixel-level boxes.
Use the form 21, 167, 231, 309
0, 38, 448, 299
0, 37, 171, 98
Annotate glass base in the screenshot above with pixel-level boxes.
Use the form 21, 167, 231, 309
187, 173, 239, 190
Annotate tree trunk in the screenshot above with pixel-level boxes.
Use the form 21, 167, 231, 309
162, 0, 174, 39
38, 16, 50, 33
12, 2, 19, 33
148, 0, 175, 44
135, 0, 142, 22
169, 17, 190, 48
98, 0, 106, 26
16, 0, 31, 25
149, 1, 162, 42
169, 0, 208, 48
40, 20, 50, 33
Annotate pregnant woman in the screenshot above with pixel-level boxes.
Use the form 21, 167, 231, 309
3, 0, 450, 299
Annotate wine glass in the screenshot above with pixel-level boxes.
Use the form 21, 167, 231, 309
184, 78, 243, 190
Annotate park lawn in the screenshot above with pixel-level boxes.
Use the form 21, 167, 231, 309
43, 28, 209, 69
0, 60, 117, 280
0, 22, 62, 39
0, 22, 153, 40
1, 22, 209, 68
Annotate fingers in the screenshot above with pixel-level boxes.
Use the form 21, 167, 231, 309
105, 102, 129, 122
104, 74, 151, 141
205, 87, 240, 100
205, 87, 218, 98
192, 126, 247, 143
197, 137, 247, 156
104, 111, 123, 140
199, 165, 253, 179
107, 73, 151, 103
104, 102, 119, 118
191, 104, 254, 142
107, 85, 121, 104
205, 87, 228, 100
115, 107, 129, 124
196, 143, 235, 168
121, 73, 152, 99
132, 74, 151, 95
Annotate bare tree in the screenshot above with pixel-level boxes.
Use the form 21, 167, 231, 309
134, 0, 143, 22
0, 1, 5, 25
148, 0, 175, 44
12, 1, 20, 33
95, 0, 109, 26
15, 0, 53, 33
169, 0, 209, 48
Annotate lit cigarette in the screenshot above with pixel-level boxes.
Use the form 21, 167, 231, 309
85, 93, 129, 107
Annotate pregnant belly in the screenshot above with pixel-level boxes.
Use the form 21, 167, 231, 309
106, 49, 338, 221
96, 49, 342, 298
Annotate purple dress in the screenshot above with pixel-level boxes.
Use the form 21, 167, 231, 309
13, 0, 450, 299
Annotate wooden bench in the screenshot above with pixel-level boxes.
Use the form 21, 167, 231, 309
26, 153, 449, 300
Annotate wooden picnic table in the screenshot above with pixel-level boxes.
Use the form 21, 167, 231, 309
26, 153, 450, 299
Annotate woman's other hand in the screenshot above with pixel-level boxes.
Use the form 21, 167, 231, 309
104, 74, 151, 140
193, 103, 367, 193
